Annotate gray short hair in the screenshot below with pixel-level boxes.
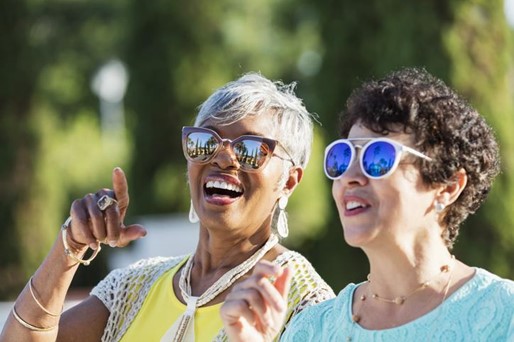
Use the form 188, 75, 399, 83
194, 73, 316, 169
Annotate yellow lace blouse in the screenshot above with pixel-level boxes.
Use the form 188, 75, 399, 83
91, 251, 335, 341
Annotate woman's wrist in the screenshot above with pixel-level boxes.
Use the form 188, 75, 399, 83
60, 217, 101, 266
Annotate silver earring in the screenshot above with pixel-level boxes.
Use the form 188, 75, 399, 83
435, 201, 445, 214
189, 200, 199, 223
276, 196, 289, 238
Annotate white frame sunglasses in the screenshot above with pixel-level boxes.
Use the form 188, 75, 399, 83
324, 137, 432, 180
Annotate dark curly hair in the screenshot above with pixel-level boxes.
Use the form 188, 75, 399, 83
339, 67, 500, 248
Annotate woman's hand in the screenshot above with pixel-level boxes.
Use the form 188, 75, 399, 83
221, 260, 292, 342
67, 167, 147, 252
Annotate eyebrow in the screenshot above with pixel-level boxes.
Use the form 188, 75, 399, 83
347, 137, 377, 141
204, 125, 266, 138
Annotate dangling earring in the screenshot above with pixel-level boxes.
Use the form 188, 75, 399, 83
189, 200, 199, 223
434, 201, 445, 214
276, 196, 289, 238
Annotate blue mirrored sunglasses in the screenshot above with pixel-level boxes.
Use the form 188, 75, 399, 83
324, 137, 432, 180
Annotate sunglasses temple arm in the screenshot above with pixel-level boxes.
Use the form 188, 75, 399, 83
404, 146, 432, 161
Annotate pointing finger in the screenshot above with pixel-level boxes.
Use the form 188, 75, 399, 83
112, 167, 129, 221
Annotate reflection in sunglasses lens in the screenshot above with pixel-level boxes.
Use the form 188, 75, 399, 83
362, 141, 396, 177
234, 140, 270, 170
186, 132, 219, 162
185, 131, 271, 170
326, 143, 353, 178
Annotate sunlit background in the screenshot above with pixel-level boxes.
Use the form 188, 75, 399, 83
1, 0, 514, 321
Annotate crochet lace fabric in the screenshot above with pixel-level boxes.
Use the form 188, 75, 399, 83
91, 251, 335, 342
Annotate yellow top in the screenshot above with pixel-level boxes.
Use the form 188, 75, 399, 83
120, 257, 223, 341
92, 252, 335, 341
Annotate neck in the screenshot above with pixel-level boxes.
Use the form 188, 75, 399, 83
192, 225, 273, 276
181, 230, 278, 302
363, 239, 453, 297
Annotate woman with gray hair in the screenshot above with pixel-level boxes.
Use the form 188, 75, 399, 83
1, 73, 334, 341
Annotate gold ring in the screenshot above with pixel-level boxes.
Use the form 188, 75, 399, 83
97, 195, 118, 211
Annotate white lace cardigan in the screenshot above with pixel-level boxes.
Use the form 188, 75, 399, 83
91, 251, 335, 341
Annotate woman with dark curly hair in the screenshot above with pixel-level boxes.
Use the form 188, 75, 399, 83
221, 67, 514, 341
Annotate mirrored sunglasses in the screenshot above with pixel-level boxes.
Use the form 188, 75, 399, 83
324, 137, 432, 180
182, 126, 295, 172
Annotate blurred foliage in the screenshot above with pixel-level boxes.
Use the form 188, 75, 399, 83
0, 0, 513, 300
0, 0, 130, 298
0, 0, 38, 299
444, 0, 514, 278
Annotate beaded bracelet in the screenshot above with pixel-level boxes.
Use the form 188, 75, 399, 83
11, 306, 57, 332
61, 217, 101, 266
28, 277, 62, 317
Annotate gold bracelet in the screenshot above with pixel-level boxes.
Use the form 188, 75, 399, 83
61, 217, 101, 266
28, 277, 62, 317
11, 306, 57, 332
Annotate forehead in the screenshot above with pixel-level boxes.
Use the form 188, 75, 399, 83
348, 123, 415, 146
201, 111, 277, 139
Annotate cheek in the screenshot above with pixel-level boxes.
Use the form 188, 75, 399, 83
331, 181, 343, 207
187, 164, 203, 189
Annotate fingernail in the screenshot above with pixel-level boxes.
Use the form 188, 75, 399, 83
114, 167, 121, 172
89, 243, 99, 250
109, 240, 117, 247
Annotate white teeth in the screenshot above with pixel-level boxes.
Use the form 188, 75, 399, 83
346, 201, 364, 210
206, 180, 243, 193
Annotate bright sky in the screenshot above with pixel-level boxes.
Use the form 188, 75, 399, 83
506, 0, 514, 27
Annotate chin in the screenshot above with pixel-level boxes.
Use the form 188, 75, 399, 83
342, 225, 374, 248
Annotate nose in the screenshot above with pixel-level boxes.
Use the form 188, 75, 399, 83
338, 156, 367, 187
210, 141, 241, 170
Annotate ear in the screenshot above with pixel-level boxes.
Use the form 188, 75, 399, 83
435, 168, 467, 207
282, 166, 304, 195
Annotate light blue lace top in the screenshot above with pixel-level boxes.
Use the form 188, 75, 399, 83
281, 268, 514, 341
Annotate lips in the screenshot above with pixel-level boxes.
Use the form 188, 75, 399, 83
205, 180, 243, 197
346, 200, 366, 210
203, 175, 244, 205
343, 196, 370, 216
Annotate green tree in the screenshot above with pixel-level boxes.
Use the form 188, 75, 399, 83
0, 0, 130, 298
0, 0, 39, 298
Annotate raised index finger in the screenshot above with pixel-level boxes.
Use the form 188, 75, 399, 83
112, 167, 129, 221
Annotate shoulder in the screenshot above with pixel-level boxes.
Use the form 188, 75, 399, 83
98, 255, 185, 283
466, 268, 514, 299
274, 251, 335, 306
90, 255, 188, 341
281, 284, 355, 342
120, 255, 186, 273
273, 250, 329, 287
296, 283, 354, 318
90, 255, 186, 307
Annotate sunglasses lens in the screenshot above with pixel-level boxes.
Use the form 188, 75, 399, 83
233, 139, 272, 170
325, 142, 353, 179
184, 131, 220, 162
361, 141, 396, 177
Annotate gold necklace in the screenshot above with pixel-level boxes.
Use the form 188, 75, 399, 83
367, 255, 455, 305
347, 255, 456, 341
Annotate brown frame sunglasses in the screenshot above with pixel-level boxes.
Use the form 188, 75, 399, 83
182, 126, 295, 172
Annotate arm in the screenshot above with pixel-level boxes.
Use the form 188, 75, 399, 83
220, 261, 292, 342
0, 167, 146, 342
